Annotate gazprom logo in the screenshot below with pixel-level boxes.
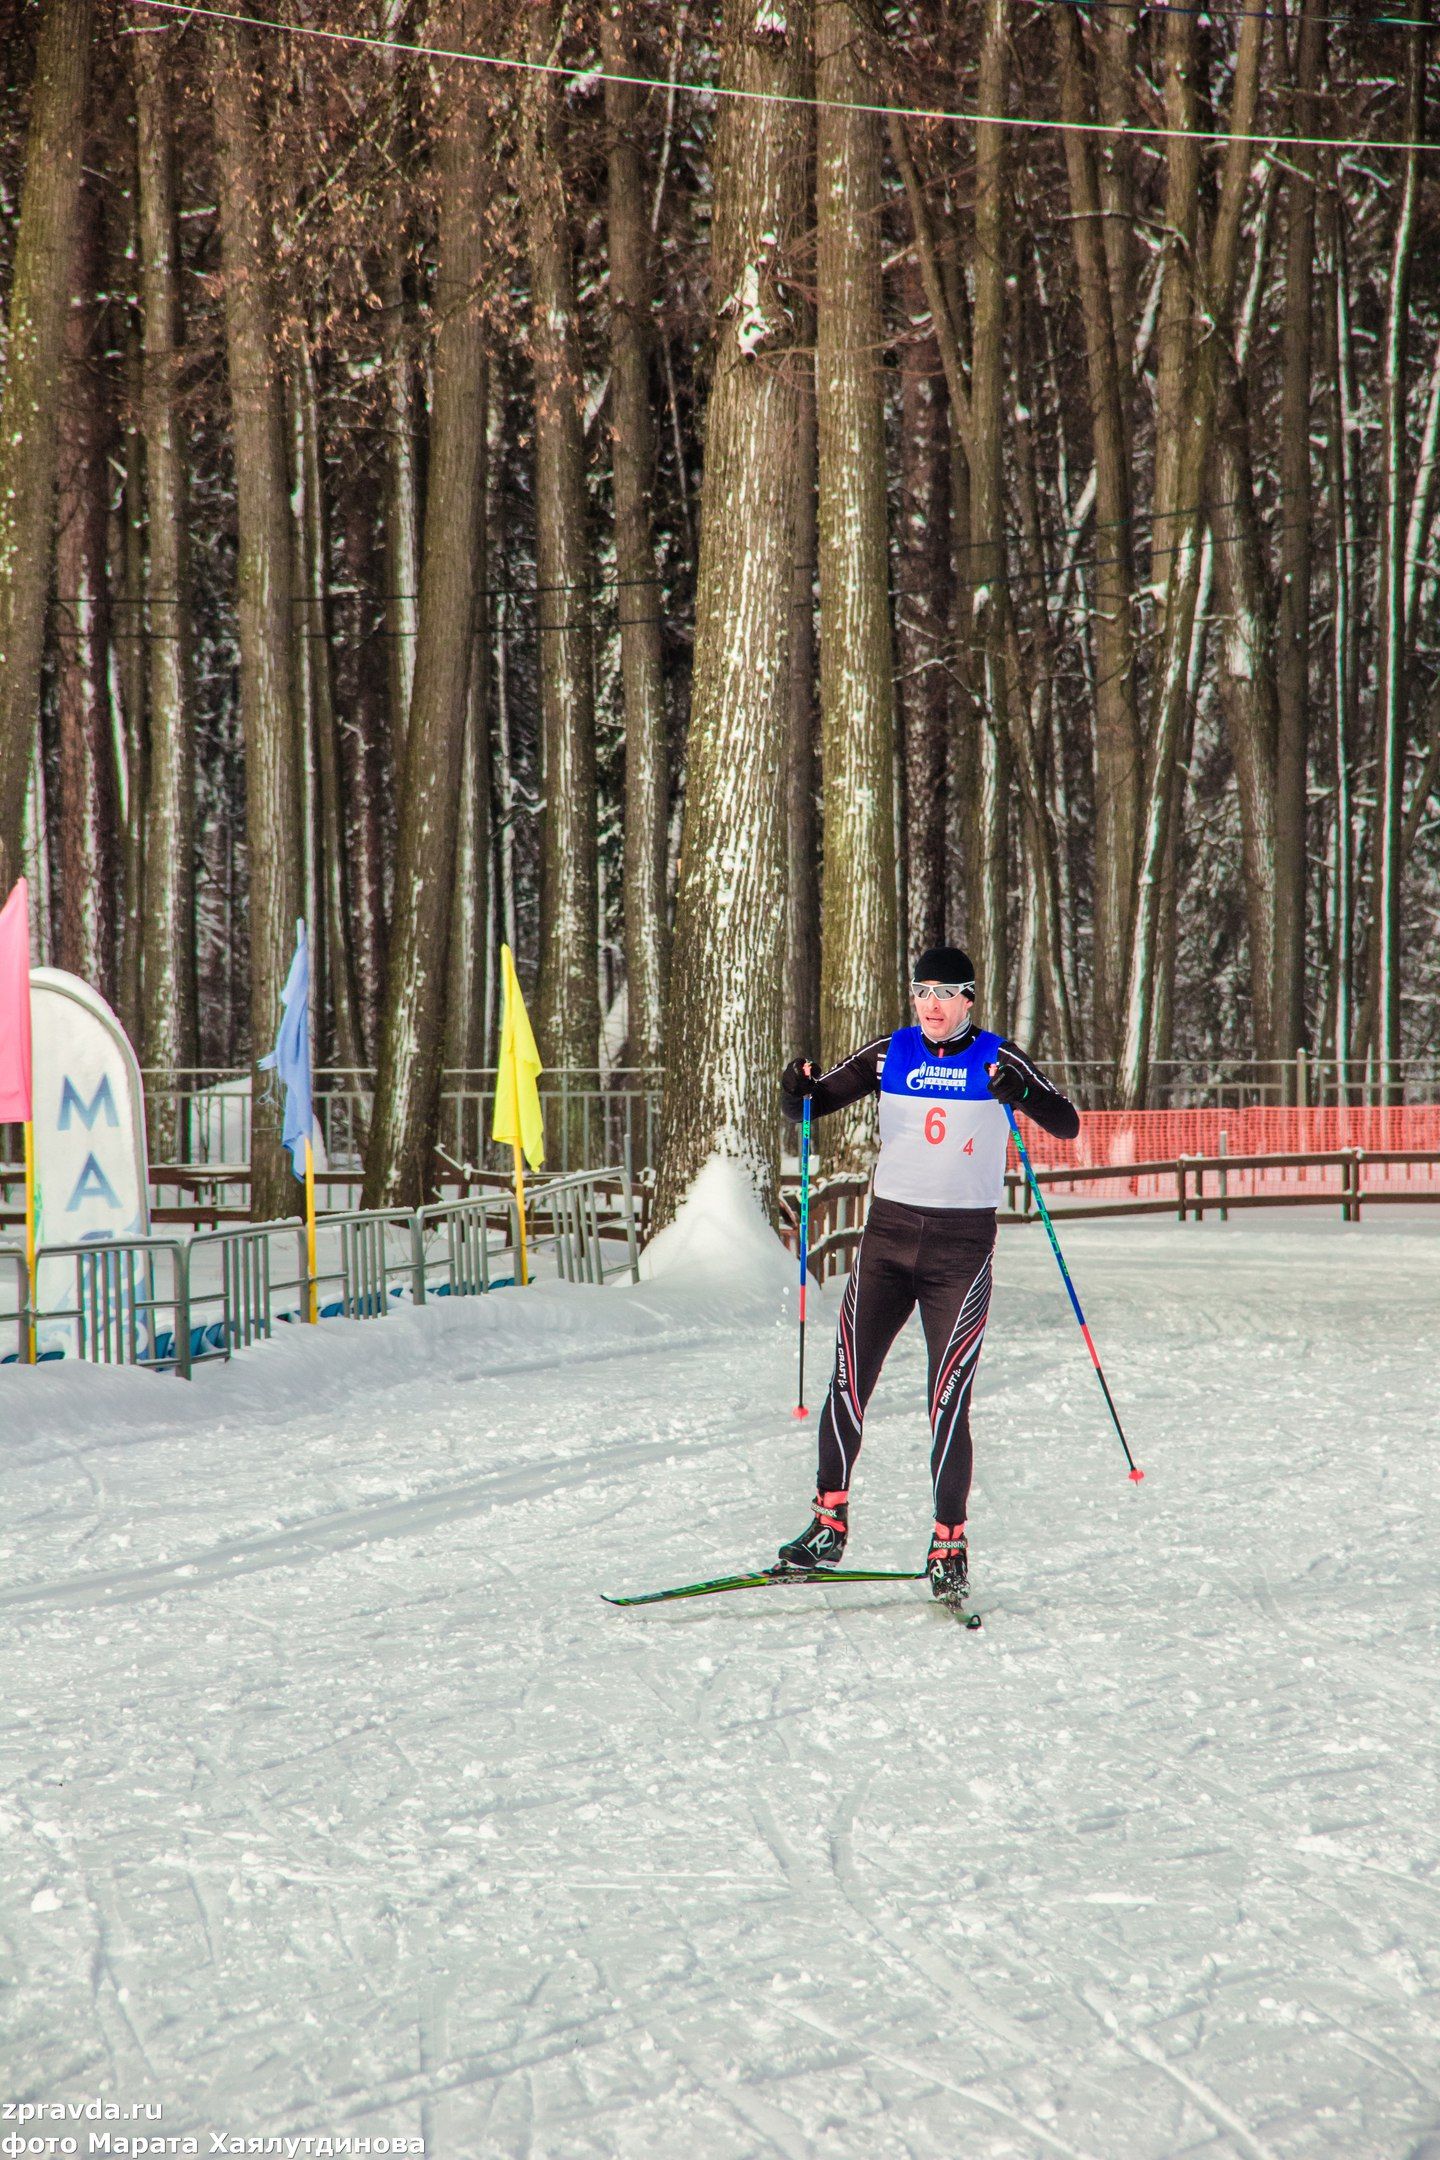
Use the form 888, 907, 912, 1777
905, 1064, 968, 1093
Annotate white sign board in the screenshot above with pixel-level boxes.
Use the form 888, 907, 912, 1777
29, 969, 151, 1357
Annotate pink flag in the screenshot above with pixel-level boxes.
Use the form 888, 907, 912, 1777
0, 879, 33, 1122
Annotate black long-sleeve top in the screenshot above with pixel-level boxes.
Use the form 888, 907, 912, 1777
781, 1026, 1081, 1142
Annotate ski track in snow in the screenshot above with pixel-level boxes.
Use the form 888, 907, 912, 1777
1, 1210, 1438, 2159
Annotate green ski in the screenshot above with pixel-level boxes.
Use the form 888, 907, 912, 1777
602, 1566, 957, 1610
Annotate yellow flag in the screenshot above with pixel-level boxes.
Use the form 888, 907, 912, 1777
492, 944, 546, 1169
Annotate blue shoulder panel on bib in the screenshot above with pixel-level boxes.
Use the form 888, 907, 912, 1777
880, 1026, 1003, 1101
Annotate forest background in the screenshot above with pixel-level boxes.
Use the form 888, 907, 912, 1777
1, 0, 1438, 1222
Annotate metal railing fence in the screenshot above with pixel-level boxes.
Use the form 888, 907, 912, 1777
125, 1067, 666, 1177
3, 1168, 640, 1379
47, 1053, 1436, 1193
784, 1147, 1440, 1281
0, 1248, 26, 1365
17, 1237, 192, 1373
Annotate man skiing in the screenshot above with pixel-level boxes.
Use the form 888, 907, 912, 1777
778, 947, 1080, 1604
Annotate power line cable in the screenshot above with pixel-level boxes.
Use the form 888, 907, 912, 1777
129, 0, 1440, 158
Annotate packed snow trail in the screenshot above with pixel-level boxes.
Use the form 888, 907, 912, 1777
2, 1186, 1438, 2159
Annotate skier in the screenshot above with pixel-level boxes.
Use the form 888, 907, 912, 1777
778, 947, 1080, 1603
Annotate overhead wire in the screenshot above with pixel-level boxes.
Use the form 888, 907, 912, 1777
129, 0, 1440, 158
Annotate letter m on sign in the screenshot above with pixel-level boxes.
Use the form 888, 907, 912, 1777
58, 1074, 120, 1131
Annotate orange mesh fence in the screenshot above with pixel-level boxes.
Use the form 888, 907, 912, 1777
1012, 1107, 1440, 1202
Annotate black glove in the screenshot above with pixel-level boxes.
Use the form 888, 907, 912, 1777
986, 1056, 1029, 1107
782, 1057, 817, 1100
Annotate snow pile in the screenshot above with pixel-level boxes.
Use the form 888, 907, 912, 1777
639, 1151, 793, 1292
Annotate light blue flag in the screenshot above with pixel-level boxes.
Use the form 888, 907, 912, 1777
259, 920, 312, 1180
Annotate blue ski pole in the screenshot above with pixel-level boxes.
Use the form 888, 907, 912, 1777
793, 1095, 812, 1419
1002, 1101, 1144, 1483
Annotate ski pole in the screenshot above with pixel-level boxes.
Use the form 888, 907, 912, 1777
793, 1094, 812, 1418
1002, 1102, 1144, 1483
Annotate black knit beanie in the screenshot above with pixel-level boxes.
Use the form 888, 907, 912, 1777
912, 947, 976, 989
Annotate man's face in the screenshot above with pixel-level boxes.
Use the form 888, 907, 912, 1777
911, 981, 975, 1038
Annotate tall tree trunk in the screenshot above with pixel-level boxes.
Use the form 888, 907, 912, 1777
652, 0, 810, 1230
1323, 182, 1358, 1076
1271, 0, 1325, 1086
443, 506, 491, 1168
520, 6, 600, 1092
896, 253, 950, 964
816, 0, 898, 1157
1055, 5, 1139, 1065
1211, 367, 1280, 1057
292, 328, 363, 1073
334, 465, 391, 1064
785, 335, 820, 1058
443, 346, 491, 1167
134, 23, 196, 1147
1115, 0, 1264, 1106
0, 0, 93, 897
110, 113, 147, 1054
967, 0, 1015, 1034
364, 1, 490, 1207
382, 261, 421, 788
1371, 35, 1423, 1094
603, 5, 669, 1071
212, 25, 305, 1219
1096, 0, 1138, 427
53, 162, 118, 1000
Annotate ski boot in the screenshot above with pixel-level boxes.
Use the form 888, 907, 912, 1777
775, 1491, 849, 1573
926, 1521, 969, 1605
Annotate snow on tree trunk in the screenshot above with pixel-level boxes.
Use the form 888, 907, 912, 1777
1211, 371, 1281, 1060
1323, 192, 1359, 1072
896, 254, 950, 966
603, 7, 670, 1072
291, 327, 363, 1074
785, 332, 820, 1060
364, 4, 490, 1208
211, 25, 304, 1221
1055, 5, 1140, 1068
521, 8, 600, 1109
334, 456, 392, 1067
0, 0, 93, 898
1116, 0, 1263, 1108
816, 0, 898, 1166
444, 354, 492, 1168
967, 0, 1016, 1038
54, 163, 118, 1004
651, 0, 810, 1233
134, 24, 197, 1158
1372, 38, 1422, 1097
382, 255, 420, 787
1271, 0, 1324, 1088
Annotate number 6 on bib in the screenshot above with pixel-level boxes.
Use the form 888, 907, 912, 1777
924, 1104, 946, 1144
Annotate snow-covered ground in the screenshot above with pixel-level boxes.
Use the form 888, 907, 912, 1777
3, 1184, 1438, 2160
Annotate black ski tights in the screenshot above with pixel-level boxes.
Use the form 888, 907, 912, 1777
815, 1197, 996, 1527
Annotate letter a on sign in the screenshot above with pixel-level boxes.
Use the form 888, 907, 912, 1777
68, 1152, 122, 1212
